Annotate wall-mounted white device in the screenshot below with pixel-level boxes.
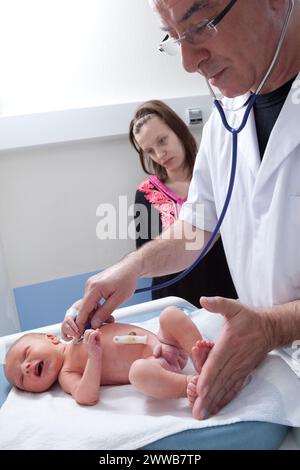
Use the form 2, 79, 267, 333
186, 107, 203, 126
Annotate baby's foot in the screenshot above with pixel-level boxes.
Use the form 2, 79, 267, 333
191, 340, 214, 374
186, 375, 199, 408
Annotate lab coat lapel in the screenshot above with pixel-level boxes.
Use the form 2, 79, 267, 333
254, 76, 300, 193
233, 98, 261, 178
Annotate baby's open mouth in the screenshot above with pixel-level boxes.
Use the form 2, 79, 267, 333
35, 361, 44, 377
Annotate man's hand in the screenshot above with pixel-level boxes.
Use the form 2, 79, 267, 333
192, 296, 273, 420
76, 255, 140, 335
61, 315, 81, 341
61, 299, 82, 340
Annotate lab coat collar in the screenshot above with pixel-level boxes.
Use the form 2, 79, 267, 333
225, 72, 300, 186
223, 93, 261, 178
258, 72, 300, 187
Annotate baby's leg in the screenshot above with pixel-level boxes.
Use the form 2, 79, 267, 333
158, 307, 214, 373
129, 357, 193, 399
158, 307, 201, 352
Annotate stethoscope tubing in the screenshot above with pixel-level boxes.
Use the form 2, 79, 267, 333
134, 0, 294, 294
135, 94, 257, 294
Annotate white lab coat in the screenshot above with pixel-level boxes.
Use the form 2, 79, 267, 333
180, 73, 300, 308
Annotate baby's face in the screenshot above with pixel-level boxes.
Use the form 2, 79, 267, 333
5, 334, 65, 392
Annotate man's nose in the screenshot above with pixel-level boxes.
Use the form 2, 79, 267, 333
181, 42, 210, 73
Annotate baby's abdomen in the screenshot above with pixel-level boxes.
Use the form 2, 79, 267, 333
100, 323, 159, 385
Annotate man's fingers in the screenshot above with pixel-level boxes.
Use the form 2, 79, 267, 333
206, 372, 243, 414
193, 341, 236, 418
90, 296, 119, 328
200, 296, 241, 320
196, 340, 234, 397
211, 389, 239, 416
63, 321, 80, 339
77, 292, 104, 331
67, 320, 80, 336
196, 354, 248, 417
68, 328, 81, 339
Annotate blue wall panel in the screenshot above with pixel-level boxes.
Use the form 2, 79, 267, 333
14, 272, 151, 331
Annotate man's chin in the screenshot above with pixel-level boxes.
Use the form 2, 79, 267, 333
210, 73, 250, 98
217, 85, 248, 99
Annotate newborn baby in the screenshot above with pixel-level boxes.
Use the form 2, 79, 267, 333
4, 306, 213, 417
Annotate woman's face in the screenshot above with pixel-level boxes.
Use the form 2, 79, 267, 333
134, 116, 186, 176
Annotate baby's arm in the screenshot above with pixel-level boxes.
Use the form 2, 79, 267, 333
60, 329, 102, 405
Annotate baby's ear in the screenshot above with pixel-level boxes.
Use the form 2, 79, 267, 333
46, 334, 60, 345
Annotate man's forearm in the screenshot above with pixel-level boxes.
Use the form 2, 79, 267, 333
263, 300, 300, 349
135, 220, 210, 278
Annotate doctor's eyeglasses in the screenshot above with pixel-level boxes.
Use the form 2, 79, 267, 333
159, 0, 237, 55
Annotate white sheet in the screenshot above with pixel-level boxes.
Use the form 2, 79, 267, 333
1, 309, 300, 450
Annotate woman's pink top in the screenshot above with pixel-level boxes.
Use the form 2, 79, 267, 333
137, 176, 187, 230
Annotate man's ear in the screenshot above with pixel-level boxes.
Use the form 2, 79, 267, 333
46, 334, 60, 345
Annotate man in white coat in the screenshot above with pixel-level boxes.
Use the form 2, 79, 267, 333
74, 0, 300, 448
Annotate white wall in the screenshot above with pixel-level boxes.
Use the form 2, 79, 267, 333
0, 235, 20, 335
0, 137, 143, 287
0, 0, 208, 116
0, 0, 208, 296
0, 126, 202, 289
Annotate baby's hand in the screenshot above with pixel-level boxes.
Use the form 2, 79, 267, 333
61, 315, 81, 341
83, 329, 102, 358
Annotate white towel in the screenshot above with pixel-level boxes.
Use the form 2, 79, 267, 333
1, 309, 300, 450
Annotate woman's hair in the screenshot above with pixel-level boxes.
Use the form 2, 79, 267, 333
129, 100, 198, 181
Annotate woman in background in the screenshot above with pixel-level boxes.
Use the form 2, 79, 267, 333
129, 100, 237, 306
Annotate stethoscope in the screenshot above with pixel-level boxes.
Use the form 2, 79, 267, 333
135, 0, 295, 295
